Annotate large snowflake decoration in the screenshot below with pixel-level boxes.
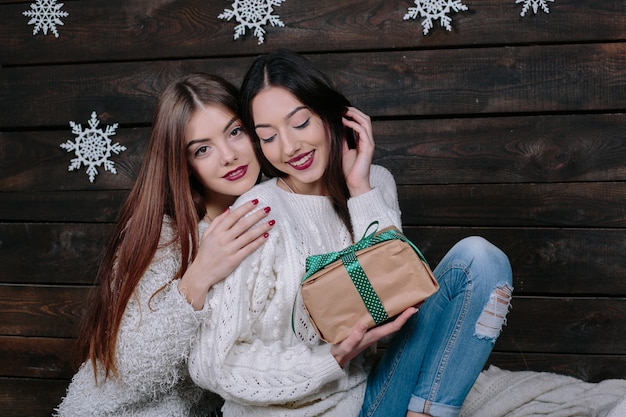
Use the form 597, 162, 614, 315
218, 0, 286, 44
516, 0, 554, 17
23, 0, 69, 38
60, 112, 126, 183
403, 0, 468, 35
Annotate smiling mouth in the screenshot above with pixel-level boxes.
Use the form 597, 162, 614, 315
223, 165, 248, 181
287, 151, 314, 170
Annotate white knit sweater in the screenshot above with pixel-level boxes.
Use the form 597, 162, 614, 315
189, 165, 402, 417
55, 217, 221, 417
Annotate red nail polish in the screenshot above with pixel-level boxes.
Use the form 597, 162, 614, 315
251, 199, 259, 205
264, 206, 271, 213
263, 232, 269, 238
268, 219, 275, 226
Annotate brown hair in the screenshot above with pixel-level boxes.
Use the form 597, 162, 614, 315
75, 73, 241, 380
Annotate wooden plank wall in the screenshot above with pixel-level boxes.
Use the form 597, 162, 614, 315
1, 0, 625, 415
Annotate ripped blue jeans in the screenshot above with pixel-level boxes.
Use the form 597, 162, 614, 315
360, 236, 513, 417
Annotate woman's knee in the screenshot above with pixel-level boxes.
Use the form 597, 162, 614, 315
454, 237, 513, 341
451, 236, 512, 285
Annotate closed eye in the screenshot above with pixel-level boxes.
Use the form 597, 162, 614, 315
295, 118, 310, 129
260, 134, 276, 144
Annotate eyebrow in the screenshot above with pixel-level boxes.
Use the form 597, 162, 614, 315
254, 106, 308, 129
186, 116, 238, 150
222, 116, 238, 133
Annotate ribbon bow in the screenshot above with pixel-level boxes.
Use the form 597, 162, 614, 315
298, 221, 430, 328
302, 221, 428, 284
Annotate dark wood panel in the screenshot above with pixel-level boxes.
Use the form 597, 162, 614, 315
3, 223, 624, 294
486, 352, 626, 383
328, 44, 626, 118
0, 223, 112, 285
375, 114, 626, 185
0, 128, 148, 192
1, 284, 623, 355
403, 227, 626, 296
2, 1, 626, 65
1, 182, 624, 226
0, 377, 68, 417
399, 182, 626, 227
0, 336, 75, 379
495, 297, 626, 355
3, 44, 626, 128
0, 285, 89, 338
0, 59, 246, 130
3, 114, 626, 193
0, 190, 127, 222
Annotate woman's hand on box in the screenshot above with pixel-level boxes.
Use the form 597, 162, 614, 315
330, 307, 418, 368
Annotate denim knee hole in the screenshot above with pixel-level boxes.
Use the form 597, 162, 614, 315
475, 284, 512, 341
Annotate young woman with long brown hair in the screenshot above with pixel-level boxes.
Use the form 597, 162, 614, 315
55, 73, 275, 416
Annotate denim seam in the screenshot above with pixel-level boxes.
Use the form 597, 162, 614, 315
362, 315, 416, 417
426, 262, 473, 406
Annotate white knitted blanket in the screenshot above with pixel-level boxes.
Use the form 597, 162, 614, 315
460, 366, 626, 417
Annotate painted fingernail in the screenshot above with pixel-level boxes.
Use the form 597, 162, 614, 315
263, 232, 269, 239
264, 206, 271, 213
268, 219, 275, 226
251, 199, 259, 205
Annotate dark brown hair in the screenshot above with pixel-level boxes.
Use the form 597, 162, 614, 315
76, 73, 241, 380
240, 50, 353, 236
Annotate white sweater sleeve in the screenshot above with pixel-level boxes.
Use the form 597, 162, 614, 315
348, 164, 402, 238
112, 220, 210, 400
189, 228, 348, 406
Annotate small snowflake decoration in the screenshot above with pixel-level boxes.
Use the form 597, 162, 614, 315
516, 0, 554, 17
23, 0, 69, 38
403, 0, 468, 35
60, 112, 126, 183
218, 0, 285, 44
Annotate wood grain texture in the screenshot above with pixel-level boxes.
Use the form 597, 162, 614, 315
2, 0, 626, 66
1, 0, 625, 414
0, 223, 112, 285
0, 128, 147, 192
3, 115, 625, 192
403, 227, 626, 296
486, 352, 626, 383
0, 377, 68, 417
3, 44, 626, 128
0, 285, 89, 338
0, 336, 75, 379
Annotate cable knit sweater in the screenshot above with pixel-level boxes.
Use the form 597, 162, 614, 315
189, 165, 402, 417
55, 217, 221, 417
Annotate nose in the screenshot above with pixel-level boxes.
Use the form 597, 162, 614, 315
219, 143, 238, 165
280, 130, 300, 157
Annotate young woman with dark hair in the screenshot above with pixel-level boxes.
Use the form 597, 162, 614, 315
189, 51, 513, 417
56, 73, 275, 416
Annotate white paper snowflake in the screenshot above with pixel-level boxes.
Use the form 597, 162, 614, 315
218, 0, 286, 44
516, 0, 554, 17
23, 0, 69, 38
403, 0, 468, 35
60, 112, 126, 183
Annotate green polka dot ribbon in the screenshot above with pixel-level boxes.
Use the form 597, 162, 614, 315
340, 249, 388, 323
300, 221, 430, 325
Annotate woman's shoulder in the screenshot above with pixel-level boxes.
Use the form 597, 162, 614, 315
370, 164, 396, 186
233, 178, 283, 208
371, 164, 393, 178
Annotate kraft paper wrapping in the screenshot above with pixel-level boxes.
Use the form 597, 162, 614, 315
301, 233, 439, 343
